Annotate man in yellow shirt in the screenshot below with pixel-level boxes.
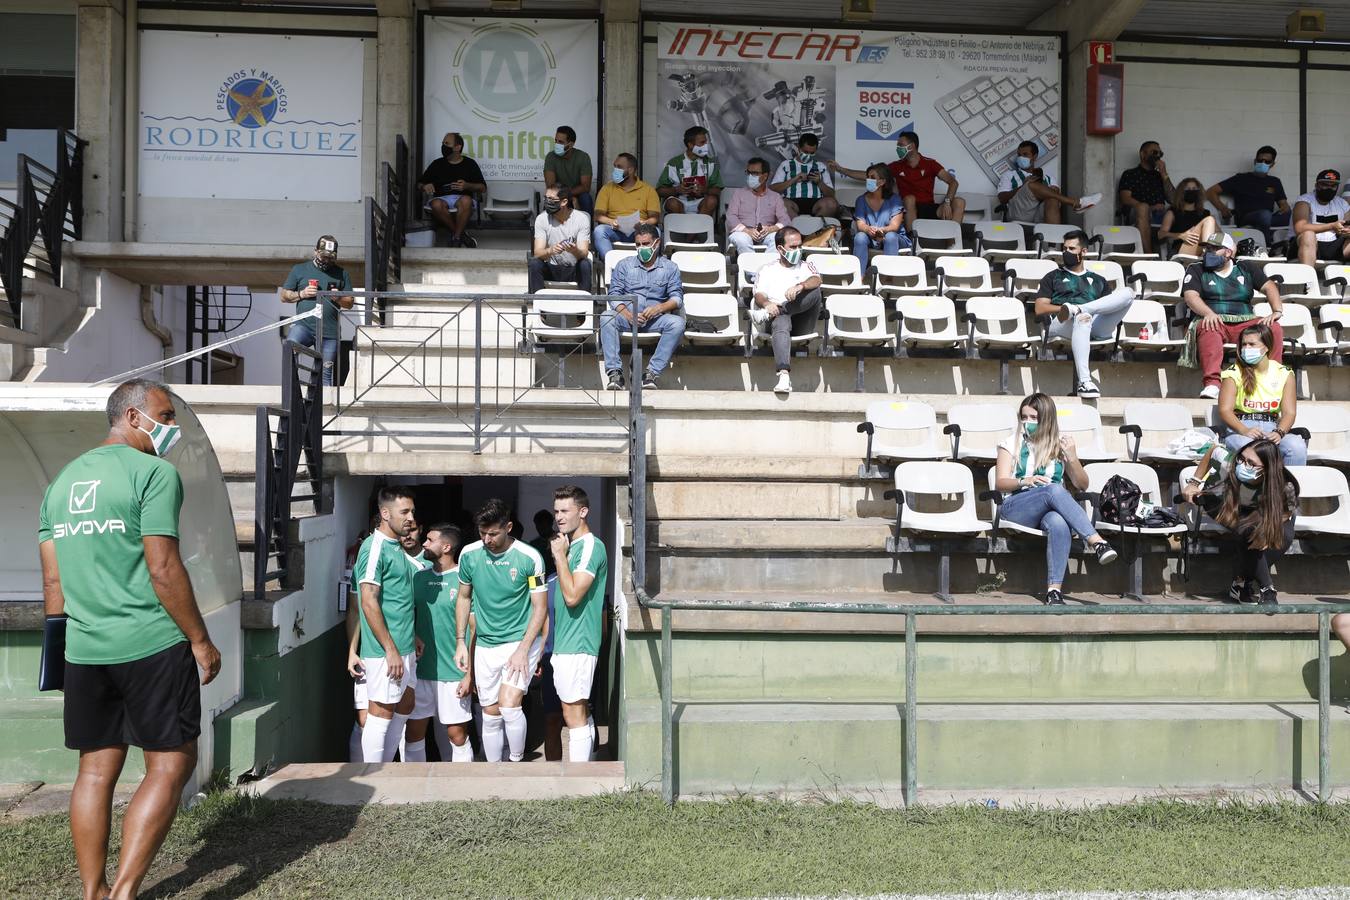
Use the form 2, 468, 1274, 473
593, 152, 660, 262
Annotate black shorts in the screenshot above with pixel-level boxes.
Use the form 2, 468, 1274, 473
1314, 237, 1349, 262
915, 202, 941, 219
64, 641, 201, 751
793, 197, 827, 216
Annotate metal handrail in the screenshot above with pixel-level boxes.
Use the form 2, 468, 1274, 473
0, 129, 86, 324
636, 589, 1350, 806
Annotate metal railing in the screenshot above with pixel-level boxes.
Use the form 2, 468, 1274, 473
363, 135, 408, 298
638, 591, 1350, 807
0, 130, 85, 324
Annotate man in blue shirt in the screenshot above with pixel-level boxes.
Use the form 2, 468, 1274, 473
601, 223, 684, 390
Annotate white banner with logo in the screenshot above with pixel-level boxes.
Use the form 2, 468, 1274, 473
655, 25, 1061, 192
138, 31, 365, 201
423, 17, 600, 182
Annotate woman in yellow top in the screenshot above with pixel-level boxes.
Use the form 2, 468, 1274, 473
1217, 322, 1306, 465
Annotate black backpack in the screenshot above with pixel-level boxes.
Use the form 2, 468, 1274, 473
1099, 475, 1143, 526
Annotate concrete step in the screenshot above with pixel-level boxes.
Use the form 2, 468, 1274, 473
622, 700, 1350, 796
400, 247, 528, 288
250, 761, 627, 804
0, 699, 145, 783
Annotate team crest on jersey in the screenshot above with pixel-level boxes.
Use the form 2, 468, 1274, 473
509, 567, 518, 580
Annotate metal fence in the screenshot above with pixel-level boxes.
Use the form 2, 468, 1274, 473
0, 130, 85, 324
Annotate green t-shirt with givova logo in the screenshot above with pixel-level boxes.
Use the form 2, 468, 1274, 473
457, 539, 546, 647
38, 444, 186, 665
413, 565, 466, 682
354, 530, 420, 658
552, 532, 608, 656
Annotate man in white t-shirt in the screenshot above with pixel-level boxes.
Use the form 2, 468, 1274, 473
1292, 168, 1350, 265
996, 140, 1093, 224
752, 226, 822, 396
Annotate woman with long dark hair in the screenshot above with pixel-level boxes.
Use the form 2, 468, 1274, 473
851, 162, 910, 271
1216, 322, 1306, 465
994, 392, 1118, 605
1182, 438, 1299, 605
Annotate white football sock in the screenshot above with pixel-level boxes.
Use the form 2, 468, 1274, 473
433, 722, 453, 761
348, 723, 363, 763
450, 739, 474, 762
382, 712, 408, 762
481, 712, 505, 762
567, 725, 593, 762
587, 715, 597, 760
501, 706, 527, 762
361, 715, 390, 763
403, 739, 426, 762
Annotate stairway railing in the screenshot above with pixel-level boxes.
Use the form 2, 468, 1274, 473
0, 130, 86, 325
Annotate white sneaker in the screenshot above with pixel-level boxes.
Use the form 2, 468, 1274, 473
1199, 384, 1220, 400
774, 370, 792, 395
1075, 381, 1101, 399
1076, 192, 1102, 211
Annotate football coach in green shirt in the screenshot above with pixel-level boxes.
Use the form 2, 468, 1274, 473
38, 379, 221, 900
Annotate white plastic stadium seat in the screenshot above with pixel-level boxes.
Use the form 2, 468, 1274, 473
1263, 302, 1337, 360
1323, 265, 1350, 299
1053, 404, 1116, 463
681, 293, 743, 347
603, 248, 638, 293
1091, 224, 1159, 266
1116, 299, 1185, 356
481, 182, 536, 223
527, 294, 595, 346
893, 461, 991, 534
973, 221, 1036, 267
935, 256, 1003, 300
1316, 303, 1350, 352
1177, 464, 1226, 534
871, 255, 935, 301
1120, 402, 1196, 464
736, 251, 775, 303
1002, 258, 1057, 304
858, 399, 946, 465
896, 296, 962, 352
662, 213, 718, 254
825, 294, 894, 351
944, 402, 1017, 462
985, 467, 1046, 537
1297, 405, 1350, 465
965, 296, 1036, 356
1127, 259, 1187, 304
671, 251, 732, 292
1286, 465, 1350, 536
1262, 262, 1331, 308
1033, 224, 1097, 259
790, 215, 843, 258
1224, 226, 1268, 261
1084, 259, 1128, 294
812, 254, 870, 298
1082, 463, 1189, 537
912, 218, 972, 263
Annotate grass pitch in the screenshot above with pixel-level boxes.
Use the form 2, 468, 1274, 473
2, 791, 1348, 898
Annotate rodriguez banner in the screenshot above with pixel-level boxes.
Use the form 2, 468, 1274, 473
655, 24, 1061, 192
138, 31, 365, 202
423, 17, 600, 181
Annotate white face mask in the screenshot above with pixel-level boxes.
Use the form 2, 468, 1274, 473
692, 144, 710, 158
135, 408, 182, 457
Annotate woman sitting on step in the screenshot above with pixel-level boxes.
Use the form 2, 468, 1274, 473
994, 392, 1119, 606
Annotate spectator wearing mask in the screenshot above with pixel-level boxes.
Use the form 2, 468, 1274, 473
770, 132, 839, 219
726, 156, 791, 256
417, 132, 486, 248
280, 235, 353, 386
994, 392, 1118, 606
752, 226, 823, 396
997, 140, 1088, 224
1207, 146, 1290, 241
1181, 439, 1298, 606
656, 126, 723, 217
601, 223, 684, 391
543, 125, 594, 215
1180, 232, 1284, 400
832, 131, 965, 230
1292, 169, 1350, 266
529, 186, 592, 294
1033, 229, 1135, 399
850, 164, 910, 271
1117, 140, 1174, 254
1158, 177, 1218, 257
1217, 323, 1306, 466
592, 153, 660, 263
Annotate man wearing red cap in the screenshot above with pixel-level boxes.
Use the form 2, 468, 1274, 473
1292, 168, 1350, 265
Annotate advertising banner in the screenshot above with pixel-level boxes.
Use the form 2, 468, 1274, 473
423, 17, 600, 182
656, 25, 1061, 192
138, 31, 365, 202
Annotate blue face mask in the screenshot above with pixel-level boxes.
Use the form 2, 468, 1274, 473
1016, 156, 1033, 170
553, 142, 567, 157
1203, 252, 1225, 270
611, 167, 626, 185
1253, 161, 1271, 175
746, 173, 762, 190
1023, 421, 1038, 437
1240, 346, 1266, 365
1236, 462, 1263, 484
865, 178, 879, 193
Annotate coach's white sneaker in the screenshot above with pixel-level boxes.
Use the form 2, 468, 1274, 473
774, 370, 792, 395
1199, 384, 1220, 400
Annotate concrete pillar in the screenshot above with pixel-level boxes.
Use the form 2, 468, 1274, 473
601, 0, 640, 166
76, 0, 126, 243
1030, 0, 1147, 232
376, 0, 414, 174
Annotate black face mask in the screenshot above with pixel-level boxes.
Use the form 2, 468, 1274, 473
1183, 189, 1201, 203
1062, 250, 1081, 268
543, 198, 562, 213
442, 144, 458, 159
1316, 188, 1337, 203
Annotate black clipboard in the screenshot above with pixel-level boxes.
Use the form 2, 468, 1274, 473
39, 615, 66, 691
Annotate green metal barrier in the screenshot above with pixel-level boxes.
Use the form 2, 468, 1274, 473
636, 591, 1350, 806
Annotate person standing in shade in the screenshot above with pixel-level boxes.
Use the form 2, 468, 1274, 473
592, 153, 661, 263
657, 126, 723, 217
280, 235, 353, 386
549, 485, 609, 762
454, 499, 548, 763
726, 156, 791, 256
351, 487, 422, 763
417, 132, 486, 248
529, 186, 592, 294
39, 379, 221, 900
600, 224, 685, 391
753, 226, 822, 397
543, 125, 594, 215
404, 524, 476, 763
1207, 146, 1290, 242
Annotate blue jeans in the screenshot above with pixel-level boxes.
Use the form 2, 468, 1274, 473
852, 230, 911, 272
1001, 483, 1101, 588
1234, 208, 1290, 242
573, 192, 595, 216
287, 321, 338, 386
1224, 417, 1307, 465
1045, 286, 1135, 386
593, 224, 636, 262
600, 308, 684, 377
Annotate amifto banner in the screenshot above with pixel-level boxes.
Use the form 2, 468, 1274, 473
423, 17, 600, 182
656, 25, 1061, 191
138, 31, 365, 202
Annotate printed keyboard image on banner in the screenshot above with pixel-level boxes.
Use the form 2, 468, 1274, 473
935, 74, 1060, 185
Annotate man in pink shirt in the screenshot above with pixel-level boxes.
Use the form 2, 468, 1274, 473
726, 156, 792, 255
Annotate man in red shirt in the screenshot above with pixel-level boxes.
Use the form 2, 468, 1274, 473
833, 130, 965, 230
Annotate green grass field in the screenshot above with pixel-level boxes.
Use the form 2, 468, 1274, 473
2, 791, 1348, 898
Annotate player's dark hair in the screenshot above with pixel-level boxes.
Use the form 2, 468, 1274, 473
633, 222, 661, 243
775, 226, 802, 248
746, 156, 769, 174
1257, 145, 1277, 160
1063, 229, 1089, 246
474, 498, 513, 528
554, 484, 590, 508
427, 522, 463, 560
798, 132, 819, 148
1140, 140, 1159, 153
900, 131, 920, 148
556, 125, 576, 143
616, 152, 638, 169
1018, 139, 1039, 155
683, 125, 707, 147
106, 379, 167, 426
378, 485, 415, 507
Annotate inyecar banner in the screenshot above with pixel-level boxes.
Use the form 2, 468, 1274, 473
138, 30, 365, 201
656, 25, 1061, 191
423, 17, 600, 182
